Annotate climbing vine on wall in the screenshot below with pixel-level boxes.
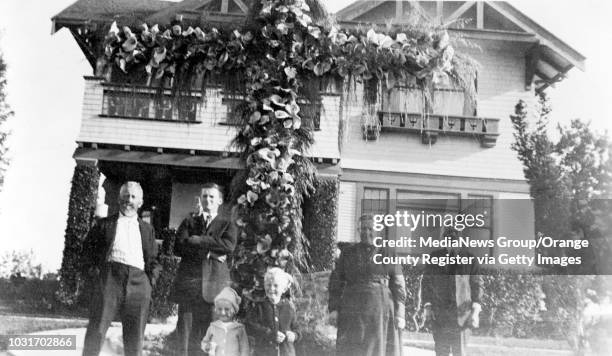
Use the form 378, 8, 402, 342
101, 0, 476, 296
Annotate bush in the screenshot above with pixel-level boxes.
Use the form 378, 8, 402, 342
402, 266, 592, 340
303, 177, 339, 272
57, 164, 100, 306
149, 254, 180, 320
478, 270, 545, 338
294, 271, 335, 356
0, 275, 66, 314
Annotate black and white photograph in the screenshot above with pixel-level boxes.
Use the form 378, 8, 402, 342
0, 0, 611, 355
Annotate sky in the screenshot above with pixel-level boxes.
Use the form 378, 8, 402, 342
0, 0, 610, 271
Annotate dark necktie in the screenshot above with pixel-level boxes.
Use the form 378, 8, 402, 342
204, 214, 212, 229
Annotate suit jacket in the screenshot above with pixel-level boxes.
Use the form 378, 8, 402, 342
82, 214, 162, 286
419, 248, 484, 328
171, 213, 237, 304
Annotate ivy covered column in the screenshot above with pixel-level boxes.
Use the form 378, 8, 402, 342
303, 176, 339, 271
57, 160, 100, 306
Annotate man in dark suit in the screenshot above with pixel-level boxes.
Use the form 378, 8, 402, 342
172, 183, 237, 356
420, 227, 484, 356
82, 181, 161, 356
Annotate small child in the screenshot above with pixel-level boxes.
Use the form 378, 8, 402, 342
201, 287, 250, 356
246, 267, 300, 356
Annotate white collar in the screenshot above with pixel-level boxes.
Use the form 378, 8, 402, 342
202, 212, 217, 220
119, 213, 139, 221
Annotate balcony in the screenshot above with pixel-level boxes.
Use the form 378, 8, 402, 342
365, 87, 500, 148
378, 112, 500, 148
78, 77, 340, 160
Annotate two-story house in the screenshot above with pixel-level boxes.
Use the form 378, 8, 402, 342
52, 0, 584, 261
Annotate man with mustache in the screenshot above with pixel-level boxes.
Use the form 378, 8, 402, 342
82, 181, 161, 356
171, 183, 237, 356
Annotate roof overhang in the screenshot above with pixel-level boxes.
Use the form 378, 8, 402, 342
73, 147, 342, 175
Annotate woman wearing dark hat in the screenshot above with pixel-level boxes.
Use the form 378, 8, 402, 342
328, 214, 407, 356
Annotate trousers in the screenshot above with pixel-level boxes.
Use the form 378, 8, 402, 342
432, 326, 468, 356
175, 298, 214, 356
83, 262, 152, 356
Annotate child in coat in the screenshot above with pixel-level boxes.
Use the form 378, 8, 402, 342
201, 287, 250, 356
246, 267, 300, 356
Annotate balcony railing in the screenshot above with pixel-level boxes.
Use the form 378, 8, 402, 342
100, 84, 202, 123
220, 96, 322, 131
376, 112, 499, 147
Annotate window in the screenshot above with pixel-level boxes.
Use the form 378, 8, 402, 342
359, 187, 494, 255
362, 187, 389, 216
396, 191, 461, 254
381, 83, 476, 118
464, 195, 494, 256
102, 87, 200, 122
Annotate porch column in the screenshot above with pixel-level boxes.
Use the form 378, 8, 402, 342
57, 159, 100, 306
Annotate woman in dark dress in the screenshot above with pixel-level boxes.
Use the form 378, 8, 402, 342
329, 214, 407, 356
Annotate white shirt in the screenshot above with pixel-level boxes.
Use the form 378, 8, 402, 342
108, 214, 145, 270
202, 212, 217, 227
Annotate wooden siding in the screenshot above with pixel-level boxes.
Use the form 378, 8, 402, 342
338, 181, 357, 242
78, 78, 340, 159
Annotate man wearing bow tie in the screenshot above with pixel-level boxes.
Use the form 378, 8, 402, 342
419, 227, 484, 356
171, 183, 237, 356
82, 181, 161, 356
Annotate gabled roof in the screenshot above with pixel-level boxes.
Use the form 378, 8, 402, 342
335, 1, 585, 92
52, 0, 328, 33
51, 0, 172, 33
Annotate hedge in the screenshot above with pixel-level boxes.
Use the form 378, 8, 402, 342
57, 163, 100, 306
401, 266, 598, 339
149, 254, 180, 320
150, 228, 180, 320
303, 176, 339, 272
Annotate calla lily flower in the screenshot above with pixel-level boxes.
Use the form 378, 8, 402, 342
307, 26, 321, 39
396, 33, 408, 43
284, 67, 297, 79
280, 173, 294, 184
195, 27, 206, 41
150, 24, 160, 36
237, 194, 247, 205
250, 137, 262, 146
247, 190, 259, 204
121, 26, 133, 38
275, 156, 294, 171
172, 25, 182, 36
183, 26, 194, 36
249, 111, 261, 124
108, 21, 120, 37
257, 147, 281, 164
152, 47, 166, 64
270, 94, 287, 107
257, 234, 272, 255
122, 36, 138, 52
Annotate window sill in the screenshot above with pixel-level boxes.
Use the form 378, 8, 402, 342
98, 114, 202, 124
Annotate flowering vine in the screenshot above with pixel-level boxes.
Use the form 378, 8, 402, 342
100, 0, 473, 296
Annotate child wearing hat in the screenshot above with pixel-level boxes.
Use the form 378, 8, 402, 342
201, 287, 250, 356
246, 267, 300, 356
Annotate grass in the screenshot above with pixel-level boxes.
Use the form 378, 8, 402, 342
0, 315, 87, 335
